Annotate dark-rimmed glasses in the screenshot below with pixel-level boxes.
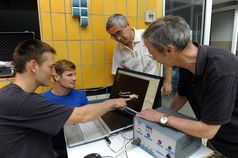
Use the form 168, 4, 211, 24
110, 27, 125, 40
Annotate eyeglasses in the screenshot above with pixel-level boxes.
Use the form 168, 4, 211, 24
110, 28, 125, 40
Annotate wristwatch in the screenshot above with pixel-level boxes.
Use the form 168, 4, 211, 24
159, 114, 170, 126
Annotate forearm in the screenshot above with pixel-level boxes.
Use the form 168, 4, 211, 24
166, 115, 220, 139
162, 66, 173, 95
169, 93, 187, 111
66, 99, 124, 124
164, 66, 172, 83
137, 108, 220, 139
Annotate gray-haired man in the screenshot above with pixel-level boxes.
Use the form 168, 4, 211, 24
106, 14, 173, 96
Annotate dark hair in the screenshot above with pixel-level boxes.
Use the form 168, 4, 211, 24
106, 14, 128, 31
143, 15, 191, 53
54, 59, 76, 76
13, 39, 56, 73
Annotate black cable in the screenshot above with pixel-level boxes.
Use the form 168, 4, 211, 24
131, 138, 141, 146
105, 136, 111, 145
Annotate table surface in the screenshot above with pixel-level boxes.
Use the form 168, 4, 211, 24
66, 130, 214, 158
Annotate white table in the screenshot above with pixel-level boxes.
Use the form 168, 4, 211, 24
67, 130, 214, 158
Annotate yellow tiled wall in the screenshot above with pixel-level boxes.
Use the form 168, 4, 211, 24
36, 0, 163, 92
0, 79, 13, 88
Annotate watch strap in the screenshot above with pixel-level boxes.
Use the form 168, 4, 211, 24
160, 114, 171, 126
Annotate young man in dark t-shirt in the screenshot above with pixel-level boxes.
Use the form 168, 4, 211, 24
0, 39, 128, 158
137, 15, 238, 158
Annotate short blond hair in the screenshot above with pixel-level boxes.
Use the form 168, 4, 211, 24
54, 59, 76, 76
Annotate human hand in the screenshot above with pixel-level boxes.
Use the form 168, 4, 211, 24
162, 81, 172, 96
107, 98, 130, 110
136, 108, 162, 122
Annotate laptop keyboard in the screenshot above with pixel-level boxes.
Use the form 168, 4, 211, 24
79, 119, 108, 139
64, 124, 84, 144
64, 119, 109, 146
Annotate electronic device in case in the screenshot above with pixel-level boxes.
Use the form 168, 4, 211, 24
0, 65, 14, 77
133, 106, 201, 158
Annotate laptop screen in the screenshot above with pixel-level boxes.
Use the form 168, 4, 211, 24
109, 68, 164, 111
100, 68, 163, 132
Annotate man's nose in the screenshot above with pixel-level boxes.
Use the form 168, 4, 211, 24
72, 75, 76, 80
117, 35, 122, 41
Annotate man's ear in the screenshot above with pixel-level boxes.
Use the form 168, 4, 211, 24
165, 45, 175, 54
53, 73, 60, 81
27, 60, 38, 73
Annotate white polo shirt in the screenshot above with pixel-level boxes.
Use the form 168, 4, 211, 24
111, 29, 159, 75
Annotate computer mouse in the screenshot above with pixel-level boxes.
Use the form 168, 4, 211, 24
83, 153, 102, 158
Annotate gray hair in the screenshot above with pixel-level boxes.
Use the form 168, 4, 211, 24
143, 15, 191, 53
106, 14, 128, 31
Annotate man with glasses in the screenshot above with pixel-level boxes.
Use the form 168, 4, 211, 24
106, 14, 172, 96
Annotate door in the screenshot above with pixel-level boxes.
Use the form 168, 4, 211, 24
210, 3, 238, 55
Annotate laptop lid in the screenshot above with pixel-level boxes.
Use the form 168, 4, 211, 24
64, 68, 164, 147
101, 68, 164, 132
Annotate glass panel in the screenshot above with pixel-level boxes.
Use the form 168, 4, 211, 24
165, 0, 204, 43
210, 10, 234, 51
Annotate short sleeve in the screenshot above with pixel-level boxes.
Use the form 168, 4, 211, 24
201, 76, 237, 124
15, 94, 74, 135
111, 45, 121, 75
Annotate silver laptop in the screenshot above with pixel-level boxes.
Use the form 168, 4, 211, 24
64, 68, 164, 147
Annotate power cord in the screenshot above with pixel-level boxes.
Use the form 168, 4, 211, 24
124, 138, 141, 158
124, 139, 133, 158
120, 132, 133, 140
106, 137, 126, 153
105, 134, 141, 158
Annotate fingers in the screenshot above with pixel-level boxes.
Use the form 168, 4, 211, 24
161, 84, 173, 96
136, 113, 143, 117
162, 89, 172, 96
163, 92, 170, 96
124, 98, 131, 101
136, 108, 149, 117
115, 98, 129, 108
136, 111, 150, 120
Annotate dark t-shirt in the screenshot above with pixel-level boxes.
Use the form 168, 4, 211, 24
0, 84, 74, 158
178, 43, 238, 158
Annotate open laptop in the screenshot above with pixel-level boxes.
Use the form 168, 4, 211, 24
64, 68, 164, 147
